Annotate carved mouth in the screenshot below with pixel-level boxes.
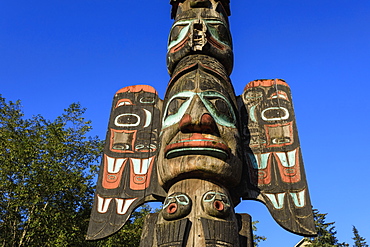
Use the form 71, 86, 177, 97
164, 133, 230, 160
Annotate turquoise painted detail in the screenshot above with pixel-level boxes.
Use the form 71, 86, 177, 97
203, 191, 230, 206
276, 150, 297, 168
247, 153, 270, 169
163, 194, 190, 208
265, 193, 285, 209
290, 190, 305, 207
168, 19, 231, 51
162, 91, 236, 129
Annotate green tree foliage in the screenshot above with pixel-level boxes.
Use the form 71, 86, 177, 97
352, 226, 368, 247
252, 220, 266, 247
0, 96, 102, 246
307, 209, 348, 247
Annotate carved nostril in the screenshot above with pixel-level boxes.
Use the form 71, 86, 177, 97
214, 200, 224, 212
167, 203, 178, 214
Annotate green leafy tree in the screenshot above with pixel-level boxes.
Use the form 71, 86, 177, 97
307, 209, 348, 247
0, 96, 102, 246
352, 226, 368, 247
252, 220, 266, 247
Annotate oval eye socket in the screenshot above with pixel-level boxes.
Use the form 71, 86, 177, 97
261, 107, 289, 121
169, 24, 187, 43
166, 97, 188, 118
139, 93, 155, 104
115, 114, 140, 127
205, 97, 234, 123
208, 23, 231, 45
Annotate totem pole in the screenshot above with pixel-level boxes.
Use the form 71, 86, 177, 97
87, 1, 316, 246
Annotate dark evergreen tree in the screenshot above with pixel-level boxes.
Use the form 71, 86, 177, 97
307, 208, 348, 247
352, 226, 368, 247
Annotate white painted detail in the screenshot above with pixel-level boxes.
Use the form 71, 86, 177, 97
106, 156, 126, 173
115, 198, 136, 215
97, 195, 112, 213
131, 157, 153, 174
265, 193, 285, 209
143, 109, 152, 128
254, 153, 271, 169
290, 190, 306, 207
276, 149, 297, 168
261, 107, 289, 121
114, 113, 140, 127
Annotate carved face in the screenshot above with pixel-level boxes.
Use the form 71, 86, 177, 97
101, 85, 161, 191
162, 192, 192, 220
202, 191, 231, 218
157, 68, 242, 188
167, 9, 233, 75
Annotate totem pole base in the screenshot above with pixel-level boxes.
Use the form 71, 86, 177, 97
140, 180, 253, 247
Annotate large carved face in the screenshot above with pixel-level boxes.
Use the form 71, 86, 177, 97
157, 66, 242, 189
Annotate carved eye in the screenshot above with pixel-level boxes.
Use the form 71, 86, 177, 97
169, 25, 187, 43
208, 23, 231, 46
162, 192, 192, 221
205, 97, 234, 123
166, 97, 188, 118
202, 191, 231, 219
115, 114, 140, 127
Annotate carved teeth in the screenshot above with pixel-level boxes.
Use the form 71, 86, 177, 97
290, 189, 306, 207
115, 198, 136, 215
97, 195, 113, 213
265, 193, 285, 209
250, 153, 271, 169
131, 157, 153, 175
106, 155, 127, 173
275, 149, 297, 168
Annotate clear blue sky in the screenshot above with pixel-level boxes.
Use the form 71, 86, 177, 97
1, 0, 369, 246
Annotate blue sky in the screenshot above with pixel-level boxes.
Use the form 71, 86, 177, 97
1, 0, 369, 246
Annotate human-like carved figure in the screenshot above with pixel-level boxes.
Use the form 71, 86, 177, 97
87, 0, 316, 245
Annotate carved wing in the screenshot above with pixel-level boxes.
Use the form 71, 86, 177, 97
238, 79, 316, 236
87, 85, 166, 240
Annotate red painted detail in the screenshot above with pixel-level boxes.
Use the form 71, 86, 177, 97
164, 133, 230, 155
102, 155, 127, 189
269, 90, 290, 101
109, 129, 137, 153
247, 153, 272, 186
129, 157, 155, 191
115, 98, 134, 108
170, 36, 190, 53
274, 149, 301, 183
244, 79, 289, 90
214, 200, 224, 211
167, 203, 178, 214
115, 85, 157, 95
179, 113, 217, 133
207, 35, 226, 50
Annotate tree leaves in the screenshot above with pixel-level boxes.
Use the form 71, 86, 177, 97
0, 96, 102, 246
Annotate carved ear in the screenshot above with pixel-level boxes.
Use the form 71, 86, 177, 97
238, 79, 316, 237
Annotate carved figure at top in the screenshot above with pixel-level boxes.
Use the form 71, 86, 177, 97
167, 0, 233, 75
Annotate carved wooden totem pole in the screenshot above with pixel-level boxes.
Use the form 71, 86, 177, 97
87, 1, 317, 246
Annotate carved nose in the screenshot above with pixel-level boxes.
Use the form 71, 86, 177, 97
179, 113, 217, 134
